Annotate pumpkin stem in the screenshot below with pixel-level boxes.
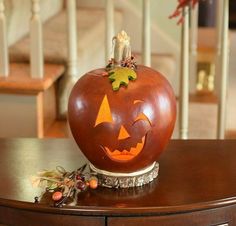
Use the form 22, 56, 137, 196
113, 31, 131, 66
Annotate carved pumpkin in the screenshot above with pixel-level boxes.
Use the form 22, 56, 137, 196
68, 64, 176, 173
68, 31, 176, 174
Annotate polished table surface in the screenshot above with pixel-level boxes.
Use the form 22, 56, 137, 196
1, 138, 236, 225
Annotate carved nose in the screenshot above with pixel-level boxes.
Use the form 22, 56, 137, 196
118, 125, 130, 140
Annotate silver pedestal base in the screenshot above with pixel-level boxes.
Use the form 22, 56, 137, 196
89, 162, 159, 188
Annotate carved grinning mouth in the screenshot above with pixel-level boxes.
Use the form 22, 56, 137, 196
103, 136, 146, 162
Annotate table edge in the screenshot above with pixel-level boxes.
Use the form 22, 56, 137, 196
1, 197, 236, 216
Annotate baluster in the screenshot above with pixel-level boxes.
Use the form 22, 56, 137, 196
105, 0, 114, 62
189, 4, 198, 92
179, 6, 190, 139
58, 0, 78, 117
216, 0, 224, 57
30, 0, 44, 78
66, 0, 78, 78
0, 0, 9, 77
214, 0, 223, 97
142, 0, 151, 66
217, 0, 229, 139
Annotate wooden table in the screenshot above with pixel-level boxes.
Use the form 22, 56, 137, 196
0, 139, 236, 226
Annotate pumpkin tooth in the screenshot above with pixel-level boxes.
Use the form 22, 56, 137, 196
123, 150, 129, 155
142, 136, 145, 143
136, 142, 142, 150
104, 135, 146, 161
130, 147, 136, 155
113, 150, 121, 155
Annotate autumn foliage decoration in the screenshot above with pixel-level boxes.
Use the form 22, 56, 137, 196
170, 0, 200, 24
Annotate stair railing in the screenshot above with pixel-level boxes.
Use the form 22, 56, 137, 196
0, 0, 44, 78
58, 0, 79, 117
105, 0, 114, 62
179, 6, 190, 139
189, 4, 199, 93
179, 0, 229, 139
216, 0, 229, 139
142, 0, 151, 66
66, 0, 78, 80
30, 0, 44, 78
0, 0, 9, 77
0, 0, 230, 139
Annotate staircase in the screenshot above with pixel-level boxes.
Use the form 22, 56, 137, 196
9, 7, 123, 76
0, 0, 235, 139
1, 5, 124, 138
2, 2, 179, 138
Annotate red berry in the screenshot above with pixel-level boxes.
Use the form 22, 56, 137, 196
76, 180, 86, 190
52, 191, 62, 201
76, 174, 85, 181
89, 178, 98, 189
76, 175, 82, 180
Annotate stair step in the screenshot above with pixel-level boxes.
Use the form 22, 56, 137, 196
172, 101, 218, 139
0, 63, 64, 138
44, 119, 69, 138
189, 93, 218, 104
225, 130, 236, 139
0, 63, 65, 94
197, 28, 233, 63
198, 28, 217, 51
9, 7, 123, 76
133, 52, 176, 89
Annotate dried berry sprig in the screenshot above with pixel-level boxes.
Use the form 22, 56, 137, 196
121, 55, 137, 70
106, 55, 137, 71
30, 164, 98, 207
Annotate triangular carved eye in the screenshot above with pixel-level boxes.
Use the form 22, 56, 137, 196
94, 95, 113, 127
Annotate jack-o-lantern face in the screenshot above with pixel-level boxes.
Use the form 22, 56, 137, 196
94, 95, 152, 162
68, 65, 176, 173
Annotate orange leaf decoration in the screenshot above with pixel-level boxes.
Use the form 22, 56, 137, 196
170, 0, 200, 24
